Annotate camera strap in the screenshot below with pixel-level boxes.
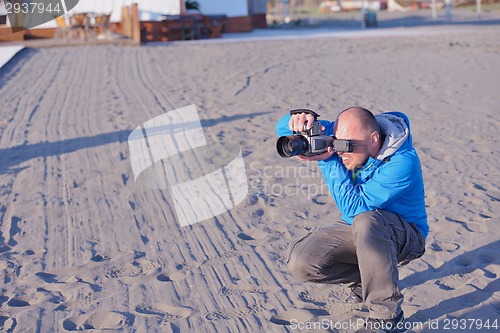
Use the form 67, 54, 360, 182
290, 109, 320, 119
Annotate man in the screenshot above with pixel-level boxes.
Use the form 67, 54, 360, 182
275, 107, 427, 333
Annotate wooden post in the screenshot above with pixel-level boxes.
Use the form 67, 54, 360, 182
180, 0, 186, 14
248, 0, 254, 30
131, 3, 140, 43
11, 9, 25, 32
121, 6, 131, 37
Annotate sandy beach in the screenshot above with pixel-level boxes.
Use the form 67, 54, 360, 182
0, 22, 499, 332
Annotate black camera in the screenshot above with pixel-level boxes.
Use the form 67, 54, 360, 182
276, 121, 356, 158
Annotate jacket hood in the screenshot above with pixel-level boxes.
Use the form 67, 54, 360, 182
375, 112, 411, 160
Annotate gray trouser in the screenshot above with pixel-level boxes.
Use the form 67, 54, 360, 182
286, 210, 425, 319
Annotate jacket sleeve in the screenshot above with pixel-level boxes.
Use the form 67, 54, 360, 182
275, 114, 293, 137
318, 153, 417, 219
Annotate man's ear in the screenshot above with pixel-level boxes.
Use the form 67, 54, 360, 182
371, 131, 380, 145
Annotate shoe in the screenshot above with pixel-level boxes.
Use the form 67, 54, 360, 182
346, 281, 363, 304
356, 311, 406, 333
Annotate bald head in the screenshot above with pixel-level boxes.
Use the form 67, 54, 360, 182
334, 107, 380, 137
333, 107, 382, 169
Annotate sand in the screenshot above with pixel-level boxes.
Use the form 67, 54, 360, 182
0, 46, 24, 70
0, 24, 499, 332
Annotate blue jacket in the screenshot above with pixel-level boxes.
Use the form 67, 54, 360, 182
275, 112, 428, 238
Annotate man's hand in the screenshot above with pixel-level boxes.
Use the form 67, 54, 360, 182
288, 113, 333, 161
289, 112, 316, 132
297, 147, 335, 161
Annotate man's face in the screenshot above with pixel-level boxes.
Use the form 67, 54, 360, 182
334, 118, 372, 171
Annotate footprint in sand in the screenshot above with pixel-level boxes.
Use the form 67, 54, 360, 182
430, 240, 460, 252
6, 289, 65, 308
205, 304, 266, 321
237, 233, 255, 241
0, 316, 16, 331
35, 271, 60, 283
251, 208, 265, 219
267, 250, 286, 264
269, 308, 318, 326
435, 269, 489, 290
90, 254, 110, 263
156, 273, 173, 282
105, 257, 157, 279
62, 311, 132, 331
298, 291, 327, 306
6, 297, 30, 307
220, 282, 281, 297
135, 303, 192, 321
312, 194, 330, 205
30, 289, 64, 305
237, 229, 268, 242
293, 210, 309, 220
121, 173, 129, 186
444, 216, 487, 233
297, 286, 347, 306
7, 216, 23, 247
163, 270, 187, 282
174, 250, 239, 273
156, 251, 242, 284
271, 308, 331, 326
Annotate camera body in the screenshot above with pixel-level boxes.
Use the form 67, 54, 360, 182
277, 121, 356, 158
277, 121, 333, 158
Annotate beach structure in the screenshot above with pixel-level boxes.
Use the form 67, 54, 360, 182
0, 0, 268, 43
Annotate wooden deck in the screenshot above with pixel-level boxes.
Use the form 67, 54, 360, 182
0, 35, 140, 48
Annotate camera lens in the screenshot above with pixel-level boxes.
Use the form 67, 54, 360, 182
277, 135, 308, 158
